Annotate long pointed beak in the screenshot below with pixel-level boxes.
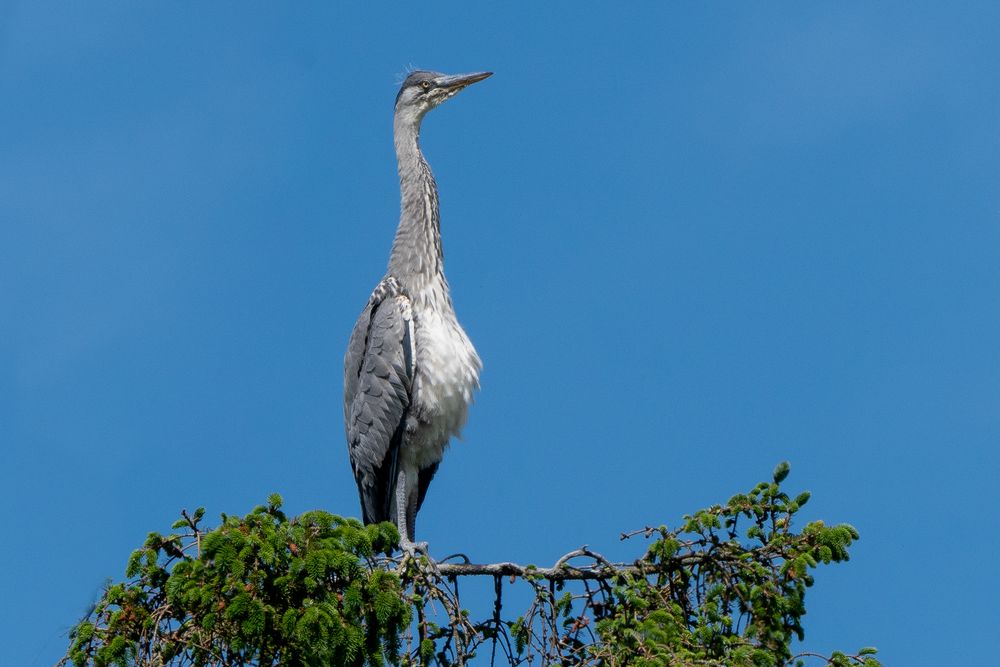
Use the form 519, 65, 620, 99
435, 71, 493, 91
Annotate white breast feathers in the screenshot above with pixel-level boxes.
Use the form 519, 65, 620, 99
408, 305, 481, 465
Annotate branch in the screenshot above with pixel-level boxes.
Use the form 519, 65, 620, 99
425, 545, 723, 582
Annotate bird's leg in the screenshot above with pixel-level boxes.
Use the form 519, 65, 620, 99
407, 486, 440, 577
405, 485, 420, 549
394, 466, 429, 555
406, 486, 434, 552
392, 465, 439, 577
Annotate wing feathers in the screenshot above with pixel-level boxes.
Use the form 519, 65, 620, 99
344, 279, 414, 524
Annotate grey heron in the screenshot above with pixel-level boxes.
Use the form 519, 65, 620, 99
344, 70, 491, 552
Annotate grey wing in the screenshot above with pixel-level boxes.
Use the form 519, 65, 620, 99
344, 286, 414, 525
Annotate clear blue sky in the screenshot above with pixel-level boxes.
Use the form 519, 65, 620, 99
2, 3, 998, 665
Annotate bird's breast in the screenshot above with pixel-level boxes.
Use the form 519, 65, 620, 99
408, 305, 481, 460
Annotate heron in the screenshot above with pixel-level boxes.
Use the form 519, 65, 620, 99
344, 70, 491, 553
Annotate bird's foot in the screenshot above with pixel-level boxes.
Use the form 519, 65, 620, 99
400, 539, 429, 556
398, 540, 440, 577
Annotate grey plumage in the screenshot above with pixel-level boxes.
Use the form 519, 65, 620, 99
344, 70, 490, 550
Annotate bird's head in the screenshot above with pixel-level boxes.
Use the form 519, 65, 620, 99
394, 70, 492, 125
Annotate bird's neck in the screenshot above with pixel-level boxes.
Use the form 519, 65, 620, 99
388, 119, 450, 304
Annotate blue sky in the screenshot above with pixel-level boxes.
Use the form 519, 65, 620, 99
2, 2, 998, 664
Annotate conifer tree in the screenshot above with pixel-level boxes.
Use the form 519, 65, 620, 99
59, 464, 880, 667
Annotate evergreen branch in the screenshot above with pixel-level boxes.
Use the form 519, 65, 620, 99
56, 463, 880, 667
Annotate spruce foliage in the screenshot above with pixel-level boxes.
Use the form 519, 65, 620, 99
60, 465, 879, 666
64, 495, 407, 667
582, 462, 873, 666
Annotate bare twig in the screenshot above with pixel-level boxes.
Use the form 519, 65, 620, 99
430, 550, 731, 582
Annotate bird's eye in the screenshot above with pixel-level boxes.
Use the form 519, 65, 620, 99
420, 80, 432, 90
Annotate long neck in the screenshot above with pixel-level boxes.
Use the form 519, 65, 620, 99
388, 117, 447, 296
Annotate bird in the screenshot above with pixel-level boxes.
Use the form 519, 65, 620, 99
344, 70, 490, 553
